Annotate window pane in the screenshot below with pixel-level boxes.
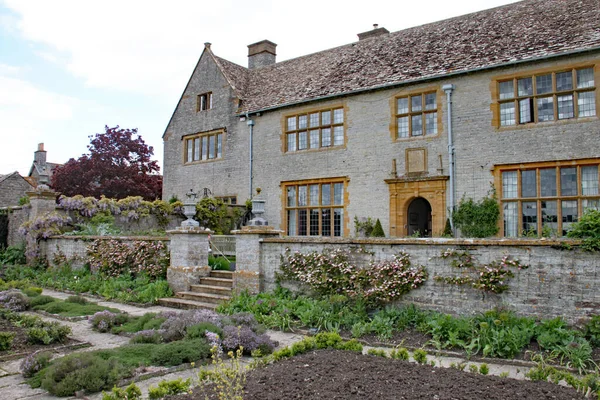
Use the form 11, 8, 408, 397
193, 138, 200, 161
187, 140, 193, 162
321, 128, 331, 147
333, 108, 344, 124
425, 93, 436, 110
309, 113, 319, 127
298, 131, 307, 150
333, 126, 344, 145
309, 130, 319, 149
503, 202, 518, 237
321, 184, 331, 205
536, 74, 552, 94
411, 95, 422, 112
521, 170, 537, 197
287, 133, 296, 152
208, 135, 215, 158
321, 111, 331, 125
425, 112, 437, 135
287, 210, 296, 235
310, 209, 319, 236
321, 208, 331, 236
502, 171, 517, 199
333, 183, 343, 205
500, 102, 516, 126
556, 71, 573, 91
298, 210, 307, 236
397, 116, 409, 138
537, 96, 554, 122
578, 91, 596, 117
298, 115, 307, 129
519, 99, 533, 124
216, 134, 222, 158
561, 200, 578, 236
309, 185, 319, 206
202, 136, 208, 160
517, 77, 533, 96
397, 97, 409, 114
560, 167, 577, 196
583, 199, 600, 212
522, 201, 537, 236
287, 116, 296, 131
557, 95, 574, 120
298, 186, 307, 206
540, 168, 556, 197
333, 208, 343, 236
411, 114, 423, 136
287, 187, 296, 207
541, 200, 558, 235
582, 166, 599, 195
499, 80, 514, 99
577, 68, 595, 88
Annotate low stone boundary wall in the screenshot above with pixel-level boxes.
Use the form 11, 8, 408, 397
256, 237, 599, 325
41, 235, 170, 269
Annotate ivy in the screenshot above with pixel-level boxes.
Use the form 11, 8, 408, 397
452, 191, 500, 238
435, 248, 528, 294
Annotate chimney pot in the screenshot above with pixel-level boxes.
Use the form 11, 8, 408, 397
38, 143, 44, 151
204, 42, 211, 49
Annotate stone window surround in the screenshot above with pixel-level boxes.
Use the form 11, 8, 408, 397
493, 158, 600, 237
281, 103, 347, 154
182, 128, 225, 164
491, 61, 599, 129
216, 195, 237, 205
197, 92, 213, 112
391, 86, 442, 141
280, 176, 349, 237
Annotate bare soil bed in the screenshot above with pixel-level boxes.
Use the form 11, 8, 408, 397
173, 350, 586, 400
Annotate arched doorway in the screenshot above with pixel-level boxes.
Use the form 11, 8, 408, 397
407, 197, 432, 237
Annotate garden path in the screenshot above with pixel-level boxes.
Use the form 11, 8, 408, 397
0, 290, 532, 399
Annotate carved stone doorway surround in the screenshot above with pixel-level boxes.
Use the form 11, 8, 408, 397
385, 176, 449, 237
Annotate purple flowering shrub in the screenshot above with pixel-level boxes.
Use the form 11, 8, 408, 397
223, 312, 263, 334
89, 310, 123, 333
160, 309, 222, 342
221, 325, 278, 355
20, 351, 51, 377
18, 213, 72, 241
0, 290, 30, 311
130, 329, 164, 344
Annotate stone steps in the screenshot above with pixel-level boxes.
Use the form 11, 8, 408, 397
158, 269, 233, 310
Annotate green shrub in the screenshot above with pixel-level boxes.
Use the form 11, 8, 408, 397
452, 192, 499, 238
148, 378, 192, 399
66, 295, 89, 304
315, 332, 343, 349
209, 255, 231, 271
412, 348, 428, 364
130, 330, 163, 344
20, 351, 52, 378
390, 347, 409, 360
337, 339, 363, 352
27, 323, 71, 344
34, 300, 118, 318
584, 315, 600, 347
0, 245, 26, 265
102, 383, 142, 400
29, 295, 56, 307
567, 209, 600, 251
367, 348, 387, 358
40, 352, 129, 396
22, 287, 43, 297
370, 219, 385, 237
186, 322, 223, 340
479, 363, 489, 375
0, 331, 15, 350
111, 313, 165, 334
150, 339, 211, 366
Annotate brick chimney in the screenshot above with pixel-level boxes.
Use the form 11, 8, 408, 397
247, 40, 277, 69
34, 143, 46, 166
357, 24, 390, 41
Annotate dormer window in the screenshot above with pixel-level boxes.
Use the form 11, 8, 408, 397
198, 92, 213, 111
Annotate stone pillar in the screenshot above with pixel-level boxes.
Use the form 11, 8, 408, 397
25, 187, 58, 263
233, 226, 282, 295
167, 227, 212, 293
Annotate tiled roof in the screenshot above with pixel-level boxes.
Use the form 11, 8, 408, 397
214, 0, 600, 114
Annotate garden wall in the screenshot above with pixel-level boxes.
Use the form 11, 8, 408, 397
256, 237, 599, 325
6, 206, 28, 247
40, 235, 170, 269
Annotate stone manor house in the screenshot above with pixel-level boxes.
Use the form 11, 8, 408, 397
163, 0, 600, 238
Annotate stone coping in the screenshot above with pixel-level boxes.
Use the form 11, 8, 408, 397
49, 235, 169, 241
166, 227, 213, 235
261, 236, 582, 247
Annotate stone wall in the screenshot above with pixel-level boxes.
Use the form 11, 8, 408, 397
40, 235, 170, 270
0, 173, 32, 208
253, 237, 599, 324
6, 207, 28, 247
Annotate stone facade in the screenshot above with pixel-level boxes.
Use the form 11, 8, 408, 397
162, 2, 600, 239
255, 237, 599, 324
0, 173, 32, 208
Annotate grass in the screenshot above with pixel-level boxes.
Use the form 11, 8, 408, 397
110, 313, 166, 334
32, 300, 120, 317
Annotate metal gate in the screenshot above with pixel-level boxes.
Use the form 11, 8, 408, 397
0, 211, 8, 249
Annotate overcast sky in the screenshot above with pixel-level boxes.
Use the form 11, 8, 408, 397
0, 0, 520, 177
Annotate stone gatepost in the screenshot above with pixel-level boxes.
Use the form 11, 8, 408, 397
233, 226, 282, 294
166, 227, 213, 293
25, 185, 58, 264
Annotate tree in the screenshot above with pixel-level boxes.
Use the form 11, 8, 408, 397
51, 126, 162, 200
